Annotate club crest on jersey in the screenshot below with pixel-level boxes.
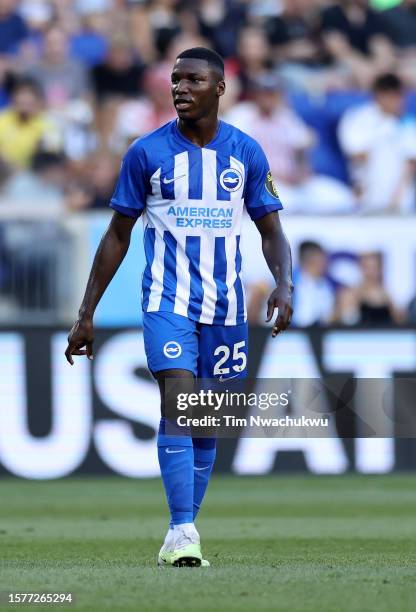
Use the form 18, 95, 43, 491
220, 168, 243, 192
163, 341, 182, 359
265, 171, 279, 199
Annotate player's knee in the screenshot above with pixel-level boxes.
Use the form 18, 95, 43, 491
156, 369, 195, 417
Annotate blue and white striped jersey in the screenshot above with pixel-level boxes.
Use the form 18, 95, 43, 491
110, 119, 282, 326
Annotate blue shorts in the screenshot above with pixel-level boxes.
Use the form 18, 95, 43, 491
143, 311, 248, 379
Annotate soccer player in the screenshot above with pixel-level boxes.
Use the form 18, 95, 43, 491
65, 47, 293, 567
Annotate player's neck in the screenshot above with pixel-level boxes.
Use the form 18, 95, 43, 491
177, 116, 220, 148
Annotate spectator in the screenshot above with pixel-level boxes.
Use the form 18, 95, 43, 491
334, 251, 403, 325
320, 0, 395, 88
19, 1, 53, 33
24, 24, 91, 109
196, 0, 247, 58
70, 11, 110, 67
0, 149, 89, 213
338, 73, 416, 214
128, 0, 158, 64
379, 0, 416, 87
321, 0, 387, 56
0, 0, 29, 55
91, 35, 145, 102
0, 78, 55, 169
111, 63, 176, 150
265, 0, 323, 66
265, 0, 349, 94
55, 99, 97, 162
78, 149, 120, 210
291, 241, 336, 327
16, 2, 55, 69
244, 232, 338, 329
0, 55, 17, 109
225, 72, 355, 213
146, 0, 183, 58
380, 0, 416, 48
235, 26, 271, 93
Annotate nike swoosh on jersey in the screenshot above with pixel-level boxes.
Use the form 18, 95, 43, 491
194, 465, 211, 471
165, 448, 186, 454
218, 373, 240, 382
162, 174, 186, 184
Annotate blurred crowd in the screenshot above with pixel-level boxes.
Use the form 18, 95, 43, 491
0, 0, 416, 215
0, 0, 415, 326
246, 240, 416, 327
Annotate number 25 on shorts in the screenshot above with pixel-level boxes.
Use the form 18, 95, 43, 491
213, 341, 247, 376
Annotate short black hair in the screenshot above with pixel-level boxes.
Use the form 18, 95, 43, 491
176, 47, 224, 77
373, 73, 403, 93
11, 77, 44, 99
299, 241, 324, 260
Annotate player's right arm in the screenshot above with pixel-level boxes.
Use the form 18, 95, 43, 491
65, 141, 147, 364
65, 211, 137, 365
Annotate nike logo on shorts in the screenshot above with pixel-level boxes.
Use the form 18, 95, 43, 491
194, 465, 210, 471
218, 373, 240, 382
165, 448, 186, 454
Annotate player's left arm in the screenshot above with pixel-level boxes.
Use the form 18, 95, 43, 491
255, 211, 294, 337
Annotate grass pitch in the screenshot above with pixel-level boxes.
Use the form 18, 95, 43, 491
0, 474, 415, 612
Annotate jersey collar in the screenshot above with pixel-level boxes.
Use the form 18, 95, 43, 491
173, 119, 223, 149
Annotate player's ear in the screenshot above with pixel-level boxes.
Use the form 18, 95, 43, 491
217, 79, 225, 98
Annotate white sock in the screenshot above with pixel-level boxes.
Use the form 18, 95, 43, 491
173, 522, 199, 547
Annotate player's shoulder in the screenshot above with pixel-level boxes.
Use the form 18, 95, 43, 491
220, 120, 265, 160
220, 119, 259, 148
122, 120, 177, 175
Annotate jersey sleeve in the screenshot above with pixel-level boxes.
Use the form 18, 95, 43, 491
110, 143, 148, 218
244, 142, 283, 221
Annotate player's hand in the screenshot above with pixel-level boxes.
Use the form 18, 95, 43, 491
265, 285, 293, 337
65, 318, 94, 365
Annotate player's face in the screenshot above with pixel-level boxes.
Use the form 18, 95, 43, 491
171, 58, 224, 121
